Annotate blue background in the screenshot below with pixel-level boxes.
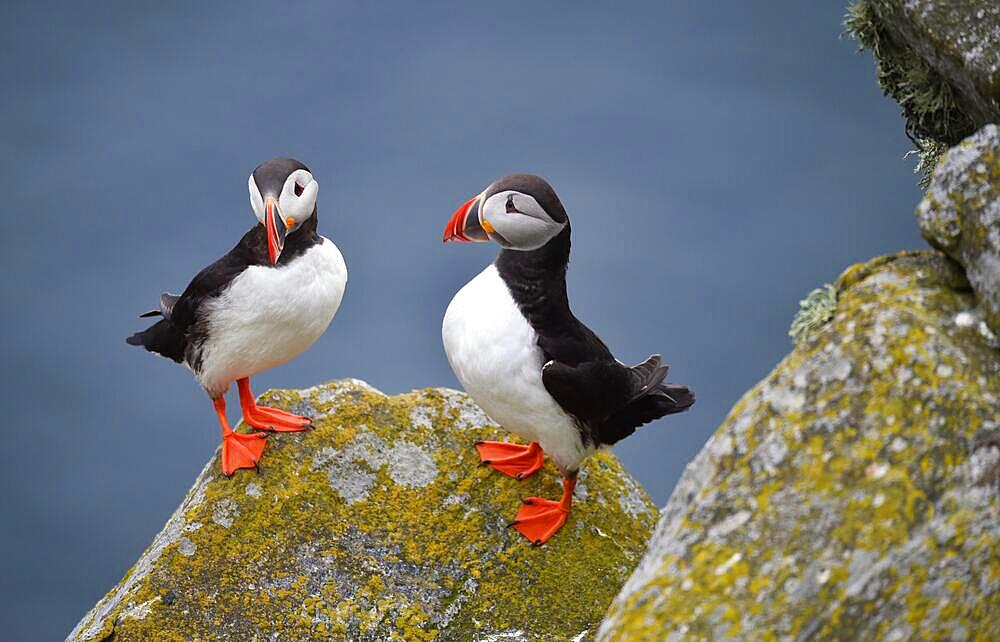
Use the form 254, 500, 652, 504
0, 2, 924, 639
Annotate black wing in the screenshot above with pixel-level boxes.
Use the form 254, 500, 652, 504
599, 381, 695, 445
540, 354, 657, 428
126, 225, 264, 361
167, 249, 252, 334
533, 317, 631, 422
542, 353, 694, 447
168, 222, 277, 333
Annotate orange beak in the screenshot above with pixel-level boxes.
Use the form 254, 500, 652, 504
443, 195, 489, 243
265, 197, 287, 264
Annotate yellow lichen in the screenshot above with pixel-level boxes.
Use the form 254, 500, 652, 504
68, 382, 656, 641
598, 252, 1000, 641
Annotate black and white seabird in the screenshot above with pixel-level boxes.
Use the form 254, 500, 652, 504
127, 157, 347, 476
441, 174, 694, 544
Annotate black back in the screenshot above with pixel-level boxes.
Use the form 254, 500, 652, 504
495, 227, 640, 445
492, 175, 694, 450
126, 213, 322, 369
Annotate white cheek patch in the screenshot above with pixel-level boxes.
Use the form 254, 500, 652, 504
249, 175, 265, 223
482, 191, 564, 250
278, 170, 319, 227
496, 215, 562, 250
510, 193, 549, 221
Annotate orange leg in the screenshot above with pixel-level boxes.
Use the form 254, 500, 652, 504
214, 396, 267, 476
238, 378, 312, 432
509, 474, 576, 545
475, 440, 545, 480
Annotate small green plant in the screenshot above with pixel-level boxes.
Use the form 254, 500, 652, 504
906, 137, 948, 188
789, 284, 839, 344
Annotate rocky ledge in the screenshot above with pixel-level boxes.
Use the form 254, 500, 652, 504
598, 252, 1000, 640
68, 381, 656, 642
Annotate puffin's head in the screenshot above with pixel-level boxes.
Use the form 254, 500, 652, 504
248, 157, 319, 264
443, 174, 567, 250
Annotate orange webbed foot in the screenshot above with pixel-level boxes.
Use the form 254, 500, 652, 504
244, 404, 313, 432
221, 430, 267, 476
508, 474, 576, 545
237, 377, 312, 432
510, 497, 569, 545
475, 440, 544, 480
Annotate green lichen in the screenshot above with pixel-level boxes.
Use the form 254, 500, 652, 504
599, 252, 1000, 641
907, 137, 950, 189
845, 0, 1000, 186
845, 1, 975, 145
844, 0, 992, 187
68, 381, 656, 642
788, 283, 839, 344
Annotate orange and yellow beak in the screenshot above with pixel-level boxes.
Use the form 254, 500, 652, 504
264, 197, 288, 264
443, 195, 491, 243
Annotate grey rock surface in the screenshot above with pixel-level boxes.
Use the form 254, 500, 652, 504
917, 123, 1000, 335
597, 252, 1000, 641
848, 0, 1000, 144
68, 380, 656, 642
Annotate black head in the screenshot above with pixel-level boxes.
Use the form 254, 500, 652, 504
443, 173, 568, 250
248, 157, 319, 264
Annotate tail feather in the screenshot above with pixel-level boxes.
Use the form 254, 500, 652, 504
627, 354, 670, 402
137, 292, 180, 319
599, 356, 695, 446
655, 383, 696, 413
126, 318, 186, 364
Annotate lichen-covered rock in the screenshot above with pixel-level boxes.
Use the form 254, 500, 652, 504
847, 0, 1000, 144
598, 252, 1000, 641
68, 380, 656, 642
846, 0, 1000, 182
917, 124, 1000, 335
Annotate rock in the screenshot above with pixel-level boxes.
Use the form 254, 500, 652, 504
68, 380, 656, 642
917, 124, 1000, 335
846, 0, 1000, 181
846, 0, 999, 143
597, 252, 1000, 641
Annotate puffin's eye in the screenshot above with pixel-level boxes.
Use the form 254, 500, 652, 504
505, 195, 517, 213
294, 182, 305, 197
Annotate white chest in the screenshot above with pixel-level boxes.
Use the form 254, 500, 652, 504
197, 238, 347, 394
441, 265, 589, 471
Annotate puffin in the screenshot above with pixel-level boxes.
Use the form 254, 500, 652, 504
127, 157, 347, 476
441, 174, 694, 545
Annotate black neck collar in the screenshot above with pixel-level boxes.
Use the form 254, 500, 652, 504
236, 210, 322, 267
494, 224, 572, 329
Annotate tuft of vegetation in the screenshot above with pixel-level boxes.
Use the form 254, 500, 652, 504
789, 283, 838, 344
906, 137, 949, 188
844, 1, 975, 185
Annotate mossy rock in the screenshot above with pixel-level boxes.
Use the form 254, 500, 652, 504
68, 381, 656, 641
917, 124, 1000, 336
846, 0, 1000, 182
598, 252, 1000, 641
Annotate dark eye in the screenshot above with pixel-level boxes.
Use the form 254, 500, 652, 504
505, 195, 517, 213
294, 182, 305, 197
